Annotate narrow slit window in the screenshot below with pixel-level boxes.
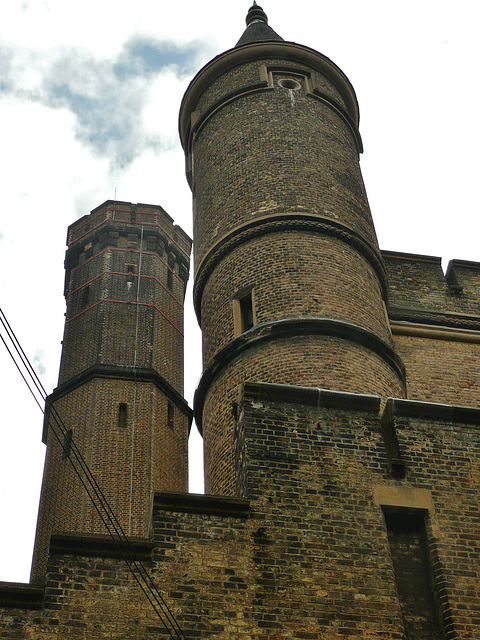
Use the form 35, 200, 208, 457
167, 402, 175, 430
167, 268, 173, 291
81, 285, 90, 308
62, 429, 73, 459
126, 264, 135, 289
239, 292, 254, 332
233, 289, 255, 336
167, 256, 175, 291
118, 403, 128, 428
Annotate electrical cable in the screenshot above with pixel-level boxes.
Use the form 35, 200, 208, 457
0, 307, 186, 639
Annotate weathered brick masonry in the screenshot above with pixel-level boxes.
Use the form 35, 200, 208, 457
29, 200, 192, 583
1, 4, 480, 639
2, 383, 480, 638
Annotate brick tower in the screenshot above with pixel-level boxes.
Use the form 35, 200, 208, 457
1, 5, 480, 639
30, 200, 192, 583
180, 3, 405, 494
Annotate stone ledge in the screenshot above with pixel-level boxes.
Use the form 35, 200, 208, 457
385, 397, 480, 425
154, 491, 250, 518
49, 533, 154, 561
194, 317, 405, 431
243, 381, 380, 413
391, 321, 480, 343
382, 250, 442, 265
389, 306, 480, 332
44, 364, 193, 442
0, 582, 44, 610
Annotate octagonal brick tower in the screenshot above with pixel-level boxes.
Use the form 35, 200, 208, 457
180, 4, 405, 495
31, 200, 192, 583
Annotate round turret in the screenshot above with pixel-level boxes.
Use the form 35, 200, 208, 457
180, 5, 405, 494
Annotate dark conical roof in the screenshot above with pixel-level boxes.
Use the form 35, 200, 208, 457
235, 2, 284, 47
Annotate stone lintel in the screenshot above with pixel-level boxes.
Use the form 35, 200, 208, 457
243, 381, 380, 413
373, 485, 434, 512
49, 533, 154, 561
154, 491, 250, 518
0, 582, 44, 610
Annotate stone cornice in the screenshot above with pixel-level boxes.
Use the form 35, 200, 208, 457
0, 582, 44, 610
384, 397, 480, 426
391, 320, 480, 343
389, 306, 480, 332
154, 491, 250, 518
44, 364, 193, 442
180, 41, 359, 149
50, 533, 154, 561
194, 213, 386, 323
243, 381, 381, 413
194, 317, 405, 432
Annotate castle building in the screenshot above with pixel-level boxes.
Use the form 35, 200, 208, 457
1, 4, 480, 639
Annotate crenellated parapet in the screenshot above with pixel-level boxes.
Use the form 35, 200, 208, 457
384, 250, 480, 327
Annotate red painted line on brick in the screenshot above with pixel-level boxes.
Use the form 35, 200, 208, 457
66, 299, 184, 336
70, 217, 191, 257
67, 271, 183, 308
70, 247, 184, 286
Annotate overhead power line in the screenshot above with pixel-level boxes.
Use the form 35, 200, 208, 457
0, 307, 186, 640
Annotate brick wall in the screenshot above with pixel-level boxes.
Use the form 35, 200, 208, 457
3, 382, 478, 638
383, 250, 480, 406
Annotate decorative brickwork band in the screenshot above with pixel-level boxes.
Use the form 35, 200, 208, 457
194, 317, 406, 430
184, 80, 363, 170
180, 42, 360, 148
193, 213, 388, 322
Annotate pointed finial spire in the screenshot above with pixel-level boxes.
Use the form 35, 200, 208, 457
246, 1, 268, 26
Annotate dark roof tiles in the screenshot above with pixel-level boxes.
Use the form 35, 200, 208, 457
235, 2, 284, 47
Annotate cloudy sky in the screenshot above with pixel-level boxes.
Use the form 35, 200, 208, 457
1, 0, 479, 582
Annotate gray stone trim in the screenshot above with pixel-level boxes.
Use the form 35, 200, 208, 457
385, 397, 480, 425
194, 317, 405, 431
242, 381, 380, 412
154, 491, 250, 518
389, 306, 480, 332
0, 582, 44, 610
49, 533, 154, 561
